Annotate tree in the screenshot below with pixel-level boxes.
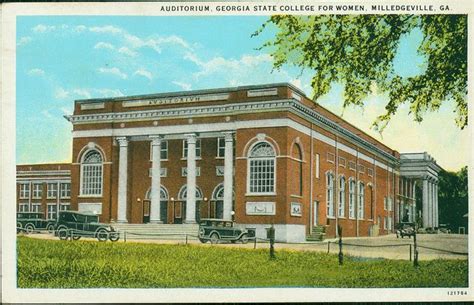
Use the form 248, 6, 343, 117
253, 15, 467, 131
438, 166, 468, 232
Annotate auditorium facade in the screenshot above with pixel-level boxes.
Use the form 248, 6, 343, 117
16, 83, 442, 242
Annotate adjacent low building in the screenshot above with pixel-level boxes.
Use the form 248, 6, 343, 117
16, 83, 442, 242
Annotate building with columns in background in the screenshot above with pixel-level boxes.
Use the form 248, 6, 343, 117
16, 83, 442, 242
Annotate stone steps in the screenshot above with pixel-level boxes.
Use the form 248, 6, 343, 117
111, 223, 199, 240
306, 226, 327, 241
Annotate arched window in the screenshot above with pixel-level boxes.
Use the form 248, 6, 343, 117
80, 150, 103, 196
358, 182, 365, 219
145, 186, 169, 200
348, 178, 356, 219
326, 172, 335, 217
248, 142, 276, 194
338, 176, 346, 217
291, 143, 303, 196
178, 185, 203, 200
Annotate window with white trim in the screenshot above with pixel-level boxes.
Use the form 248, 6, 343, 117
31, 203, 41, 213
217, 137, 225, 158
338, 176, 345, 217
32, 183, 42, 199
349, 178, 356, 218
18, 203, 29, 212
339, 157, 346, 168
387, 196, 392, 211
248, 142, 276, 194
326, 172, 335, 218
358, 182, 365, 219
327, 152, 335, 163
47, 204, 57, 220
182, 139, 201, 158
387, 215, 392, 230
367, 168, 373, 177
150, 140, 168, 160
19, 183, 30, 199
359, 164, 365, 173
60, 203, 70, 211
80, 150, 103, 196
47, 183, 58, 199
315, 153, 320, 179
384, 216, 388, 230
349, 161, 356, 171
384, 197, 387, 210
181, 167, 201, 177
60, 183, 71, 198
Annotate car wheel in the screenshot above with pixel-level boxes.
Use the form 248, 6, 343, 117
58, 227, 69, 240
96, 229, 109, 242
72, 235, 81, 241
240, 233, 249, 244
210, 233, 219, 244
47, 224, 55, 234
109, 232, 120, 242
25, 223, 35, 234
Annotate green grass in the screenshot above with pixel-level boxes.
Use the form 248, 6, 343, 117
17, 236, 468, 288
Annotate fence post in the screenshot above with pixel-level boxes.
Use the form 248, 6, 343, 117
124, 231, 127, 243
327, 241, 330, 254
338, 225, 343, 266
413, 231, 419, 267
268, 224, 276, 259
186, 234, 188, 245
254, 237, 257, 249
409, 244, 412, 261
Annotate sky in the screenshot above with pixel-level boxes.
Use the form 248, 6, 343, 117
16, 16, 468, 171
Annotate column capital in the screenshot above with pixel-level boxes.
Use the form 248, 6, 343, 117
116, 137, 129, 147
223, 131, 234, 141
184, 133, 197, 144
149, 135, 162, 146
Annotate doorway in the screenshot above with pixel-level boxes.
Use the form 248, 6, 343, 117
313, 201, 319, 226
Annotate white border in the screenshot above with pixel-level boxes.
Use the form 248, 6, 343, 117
2, 1, 473, 303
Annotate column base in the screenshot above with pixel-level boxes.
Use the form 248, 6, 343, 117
149, 220, 163, 224
116, 220, 128, 224
183, 220, 197, 224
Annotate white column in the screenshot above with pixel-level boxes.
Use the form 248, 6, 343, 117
435, 183, 439, 227
223, 132, 234, 221
149, 136, 162, 224
428, 181, 433, 228
422, 179, 429, 228
117, 137, 129, 223
184, 133, 197, 224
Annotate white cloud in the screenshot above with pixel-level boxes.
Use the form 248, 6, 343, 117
60, 107, 73, 116
72, 89, 92, 99
96, 89, 125, 97
118, 46, 138, 57
94, 42, 115, 50
41, 110, 53, 119
17, 36, 32, 47
89, 25, 123, 34
98, 67, 128, 79
54, 87, 70, 99
27, 68, 45, 77
73, 25, 87, 33
32, 24, 56, 33
133, 69, 153, 81
172, 81, 192, 91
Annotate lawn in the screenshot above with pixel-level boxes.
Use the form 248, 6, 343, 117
17, 236, 468, 288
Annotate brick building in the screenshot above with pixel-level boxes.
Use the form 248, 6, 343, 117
16, 83, 441, 242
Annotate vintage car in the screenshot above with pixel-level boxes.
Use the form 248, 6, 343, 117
198, 218, 255, 244
396, 223, 416, 238
55, 211, 120, 242
17, 212, 56, 234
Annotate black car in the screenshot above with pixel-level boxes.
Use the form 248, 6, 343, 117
396, 223, 416, 238
55, 211, 120, 242
17, 212, 55, 234
198, 219, 255, 244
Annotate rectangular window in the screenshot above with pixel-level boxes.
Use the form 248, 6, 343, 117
31, 203, 41, 213
358, 183, 365, 219
387, 215, 392, 230
338, 157, 346, 168
384, 217, 388, 230
349, 179, 356, 219
47, 204, 57, 220
326, 174, 335, 218
249, 159, 275, 193
315, 154, 320, 179
216, 166, 225, 176
349, 161, 356, 171
359, 164, 365, 173
19, 183, 30, 199
183, 139, 201, 158
18, 203, 29, 212
81, 164, 102, 196
367, 168, 374, 177
60, 183, 71, 198
150, 140, 169, 160
181, 167, 201, 177
149, 168, 167, 178
60, 203, 70, 211
388, 197, 393, 211
32, 183, 42, 199
47, 183, 58, 199
327, 152, 335, 163
217, 137, 225, 158
384, 197, 387, 210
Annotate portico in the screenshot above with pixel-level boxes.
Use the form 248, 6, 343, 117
400, 153, 442, 228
